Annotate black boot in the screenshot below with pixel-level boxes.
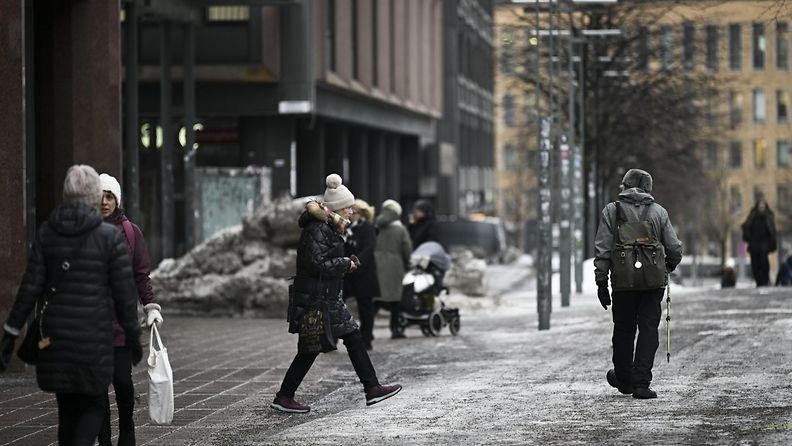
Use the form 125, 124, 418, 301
117, 416, 136, 446
632, 386, 657, 399
606, 369, 633, 395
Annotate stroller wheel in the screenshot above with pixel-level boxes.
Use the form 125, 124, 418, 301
449, 316, 461, 336
428, 311, 443, 336
394, 315, 407, 336
420, 324, 433, 337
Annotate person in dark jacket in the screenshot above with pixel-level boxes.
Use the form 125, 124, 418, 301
271, 174, 402, 414
0, 165, 142, 446
344, 199, 381, 350
97, 173, 162, 446
741, 198, 777, 287
775, 255, 792, 286
408, 199, 439, 248
594, 169, 683, 400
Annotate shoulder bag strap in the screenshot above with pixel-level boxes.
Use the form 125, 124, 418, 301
121, 220, 136, 257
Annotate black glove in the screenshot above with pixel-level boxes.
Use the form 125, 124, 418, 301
128, 338, 143, 367
597, 285, 611, 310
0, 332, 17, 372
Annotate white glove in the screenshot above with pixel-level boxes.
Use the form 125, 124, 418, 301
144, 303, 163, 328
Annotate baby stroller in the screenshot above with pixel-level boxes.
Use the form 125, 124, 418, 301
395, 242, 461, 337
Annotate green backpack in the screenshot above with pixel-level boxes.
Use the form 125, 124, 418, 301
610, 201, 667, 291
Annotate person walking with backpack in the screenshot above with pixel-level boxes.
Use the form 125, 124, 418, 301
97, 173, 163, 446
0, 165, 142, 446
741, 198, 777, 287
594, 169, 683, 399
271, 174, 402, 414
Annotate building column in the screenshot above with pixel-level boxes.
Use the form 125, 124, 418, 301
0, 0, 26, 325
123, 0, 140, 222
182, 22, 197, 250
296, 119, 325, 196
160, 20, 174, 260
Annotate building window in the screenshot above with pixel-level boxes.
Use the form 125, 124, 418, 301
729, 141, 742, 168
636, 26, 649, 71
778, 140, 791, 167
660, 25, 673, 70
778, 90, 789, 123
501, 28, 515, 74
753, 88, 767, 123
206, 6, 250, 21
753, 22, 766, 69
729, 24, 742, 71
326, 0, 336, 72
524, 91, 536, 126
503, 142, 517, 170
706, 89, 719, 127
683, 22, 695, 71
730, 185, 743, 214
778, 22, 789, 70
706, 25, 719, 71
351, 0, 358, 79
503, 94, 515, 127
703, 142, 719, 169
730, 90, 743, 128
754, 139, 767, 168
524, 31, 538, 74
779, 185, 790, 213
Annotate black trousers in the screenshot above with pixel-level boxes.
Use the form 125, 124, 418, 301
279, 329, 379, 397
376, 301, 402, 335
98, 346, 136, 446
348, 295, 375, 345
56, 392, 107, 446
750, 250, 771, 286
611, 289, 664, 389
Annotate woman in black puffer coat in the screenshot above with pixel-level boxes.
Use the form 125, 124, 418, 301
271, 174, 401, 414
0, 165, 142, 446
344, 199, 381, 350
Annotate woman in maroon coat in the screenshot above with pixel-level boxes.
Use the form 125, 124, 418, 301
97, 173, 163, 446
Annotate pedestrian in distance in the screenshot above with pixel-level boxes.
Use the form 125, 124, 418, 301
0, 165, 143, 446
374, 199, 413, 339
594, 168, 683, 399
775, 255, 792, 286
272, 174, 402, 414
408, 199, 439, 248
343, 199, 381, 350
97, 173, 163, 446
741, 198, 777, 287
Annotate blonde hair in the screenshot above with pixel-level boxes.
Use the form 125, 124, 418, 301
62, 165, 102, 207
353, 199, 375, 221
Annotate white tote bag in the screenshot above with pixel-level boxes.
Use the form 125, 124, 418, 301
147, 324, 174, 425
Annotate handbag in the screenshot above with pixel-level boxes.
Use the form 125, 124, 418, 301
148, 324, 174, 425
17, 231, 90, 365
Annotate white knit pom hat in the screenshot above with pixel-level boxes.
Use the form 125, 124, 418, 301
323, 173, 355, 211
381, 199, 403, 217
99, 173, 122, 207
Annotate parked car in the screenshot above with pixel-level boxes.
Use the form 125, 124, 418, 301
435, 216, 508, 263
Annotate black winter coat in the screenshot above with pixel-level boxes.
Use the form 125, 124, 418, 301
293, 207, 358, 344
5, 203, 141, 395
742, 208, 777, 254
408, 217, 439, 249
344, 220, 381, 299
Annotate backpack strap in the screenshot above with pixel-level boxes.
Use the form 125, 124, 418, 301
614, 201, 628, 226
639, 203, 652, 222
121, 219, 136, 258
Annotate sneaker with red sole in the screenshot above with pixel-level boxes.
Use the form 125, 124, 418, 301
365, 384, 402, 406
270, 393, 310, 413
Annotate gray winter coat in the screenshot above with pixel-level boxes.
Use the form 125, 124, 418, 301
594, 188, 683, 287
374, 209, 413, 303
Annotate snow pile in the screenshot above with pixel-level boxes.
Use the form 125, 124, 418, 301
444, 249, 488, 297
152, 196, 307, 317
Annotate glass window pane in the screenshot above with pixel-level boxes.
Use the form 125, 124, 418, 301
777, 90, 789, 123
753, 22, 766, 69
753, 88, 767, 123
684, 23, 695, 71
778, 140, 790, 167
501, 28, 515, 74
706, 25, 719, 71
730, 186, 743, 214
730, 141, 742, 168
730, 91, 743, 127
754, 139, 767, 168
777, 22, 789, 70
729, 24, 742, 70
503, 94, 515, 127
661, 26, 673, 70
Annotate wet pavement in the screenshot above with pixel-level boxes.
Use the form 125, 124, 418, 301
1, 264, 791, 445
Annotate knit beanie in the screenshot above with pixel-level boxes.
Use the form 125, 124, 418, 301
382, 199, 403, 217
99, 173, 122, 207
621, 169, 653, 193
323, 174, 355, 211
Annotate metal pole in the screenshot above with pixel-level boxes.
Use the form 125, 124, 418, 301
182, 22, 196, 251
160, 20, 174, 260
123, 1, 139, 222
573, 38, 585, 293
559, 2, 574, 307
537, 1, 553, 329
